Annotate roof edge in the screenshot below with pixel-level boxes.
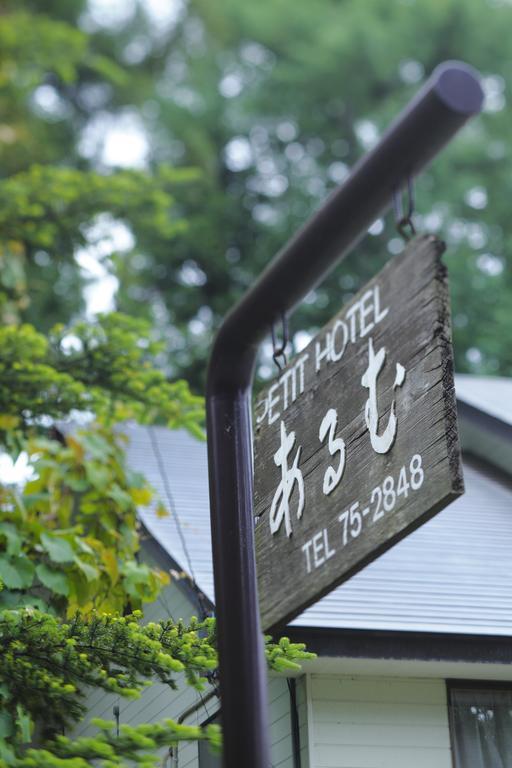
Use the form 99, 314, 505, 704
457, 399, 512, 478
284, 625, 512, 664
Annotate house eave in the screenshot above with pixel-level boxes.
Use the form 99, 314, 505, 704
285, 625, 512, 666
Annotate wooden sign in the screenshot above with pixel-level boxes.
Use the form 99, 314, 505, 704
254, 235, 464, 632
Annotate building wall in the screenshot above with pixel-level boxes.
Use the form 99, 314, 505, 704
182, 675, 308, 768
307, 673, 452, 768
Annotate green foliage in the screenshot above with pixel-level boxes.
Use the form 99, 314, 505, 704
0, 165, 194, 254
0, 424, 170, 616
0, 3, 336, 765
48, 314, 205, 433
264, 634, 314, 673
5, 719, 221, 768
0, 609, 213, 762
0, 12, 89, 89
0, 608, 313, 763
0, 308, 204, 621
0, 314, 204, 434
84, 0, 512, 385
0, 324, 85, 427
0, 5, 200, 331
0, 6, 122, 177
2, 0, 512, 384
0, 166, 198, 328
0, 304, 215, 764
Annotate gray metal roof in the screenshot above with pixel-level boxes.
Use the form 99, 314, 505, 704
292, 460, 512, 634
125, 375, 512, 636
456, 374, 512, 426
124, 423, 215, 604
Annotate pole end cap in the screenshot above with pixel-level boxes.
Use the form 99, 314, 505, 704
432, 60, 484, 115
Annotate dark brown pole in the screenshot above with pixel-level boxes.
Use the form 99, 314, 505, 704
206, 61, 483, 768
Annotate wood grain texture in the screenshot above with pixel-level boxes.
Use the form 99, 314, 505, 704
254, 235, 464, 632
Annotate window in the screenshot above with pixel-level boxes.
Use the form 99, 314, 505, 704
448, 683, 512, 768
198, 711, 221, 767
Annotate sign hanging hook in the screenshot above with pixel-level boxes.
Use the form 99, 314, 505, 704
393, 176, 416, 241
271, 312, 289, 372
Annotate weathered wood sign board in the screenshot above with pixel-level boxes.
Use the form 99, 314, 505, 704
254, 234, 464, 632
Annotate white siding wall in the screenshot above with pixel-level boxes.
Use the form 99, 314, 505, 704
308, 674, 452, 768
177, 675, 304, 768
296, 675, 310, 768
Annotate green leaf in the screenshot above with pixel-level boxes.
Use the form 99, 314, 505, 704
0, 554, 34, 589
0, 741, 15, 763
129, 487, 153, 506
0, 591, 49, 612
85, 463, 110, 490
35, 563, 70, 596
75, 538, 94, 555
109, 484, 132, 510
0, 711, 13, 739
40, 532, 75, 564
16, 705, 31, 742
65, 475, 90, 492
75, 557, 100, 582
0, 522, 22, 556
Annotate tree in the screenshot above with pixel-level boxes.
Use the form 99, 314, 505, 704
117, 0, 512, 383
0, 311, 313, 765
0, 7, 314, 764
4, 1, 512, 388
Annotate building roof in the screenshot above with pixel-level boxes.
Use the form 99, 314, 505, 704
126, 375, 512, 637
125, 423, 214, 605
293, 459, 512, 634
455, 374, 512, 426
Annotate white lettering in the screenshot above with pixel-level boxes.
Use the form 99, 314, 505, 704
374, 284, 389, 324
295, 353, 309, 394
315, 332, 331, 373
267, 382, 281, 426
259, 283, 391, 423
312, 531, 325, 567
359, 289, 375, 338
303, 528, 336, 573
255, 399, 268, 424
330, 319, 349, 362
269, 421, 304, 537
319, 408, 346, 495
323, 528, 336, 560
361, 337, 406, 454
279, 368, 294, 411
345, 304, 358, 344
302, 540, 313, 574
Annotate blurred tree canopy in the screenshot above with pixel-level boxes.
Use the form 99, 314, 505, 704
1, 0, 510, 387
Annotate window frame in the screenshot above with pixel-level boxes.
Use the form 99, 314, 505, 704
446, 678, 512, 768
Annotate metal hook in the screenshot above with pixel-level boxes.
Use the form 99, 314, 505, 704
271, 312, 288, 372
392, 176, 416, 241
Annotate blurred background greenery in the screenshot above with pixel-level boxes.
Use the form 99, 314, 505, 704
2, 0, 511, 390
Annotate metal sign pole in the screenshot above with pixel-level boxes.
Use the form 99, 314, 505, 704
206, 61, 483, 768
